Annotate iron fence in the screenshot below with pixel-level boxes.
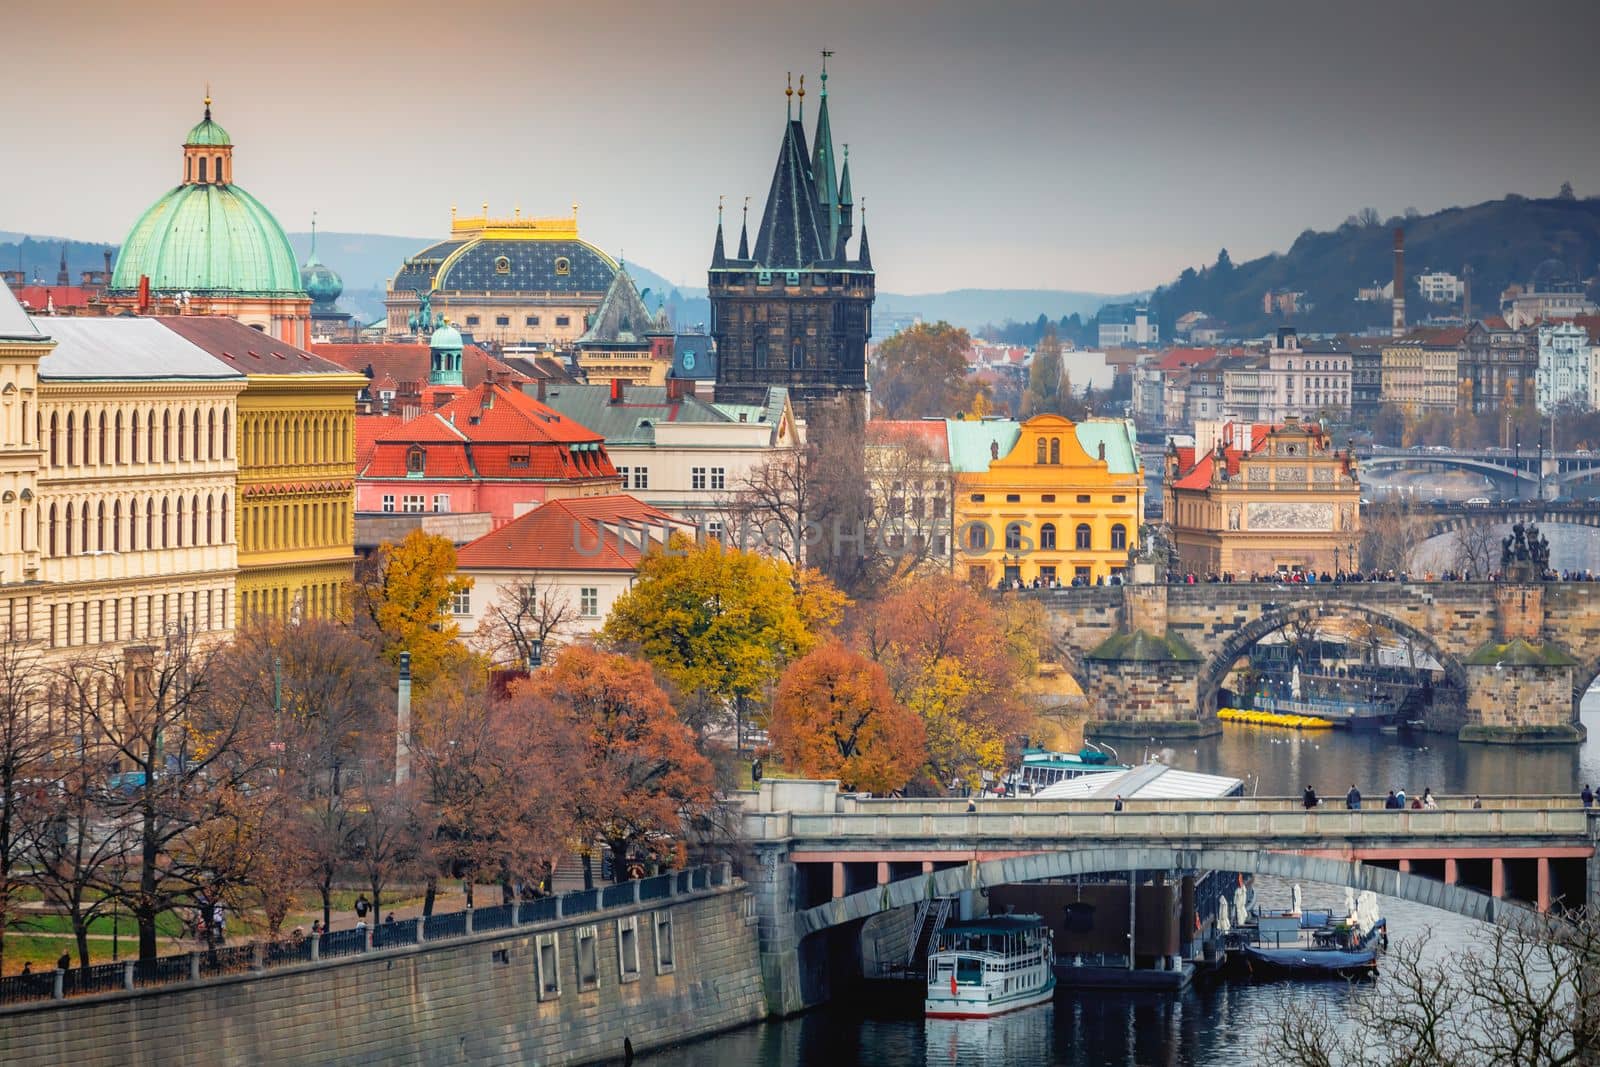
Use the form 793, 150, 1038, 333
473, 904, 514, 933
135, 955, 191, 987
0, 972, 54, 1006
318, 928, 368, 961
423, 911, 466, 941
371, 917, 418, 949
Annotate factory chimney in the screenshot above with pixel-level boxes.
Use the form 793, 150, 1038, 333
1391, 228, 1406, 338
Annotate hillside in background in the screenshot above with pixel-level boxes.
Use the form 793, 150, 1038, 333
1151, 194, 1600, 337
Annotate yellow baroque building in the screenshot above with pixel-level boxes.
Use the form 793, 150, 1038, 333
950, 414, 1145, 587
160, 317, 363, 620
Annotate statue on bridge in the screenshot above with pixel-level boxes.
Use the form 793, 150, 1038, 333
1500, 523, 1551, 580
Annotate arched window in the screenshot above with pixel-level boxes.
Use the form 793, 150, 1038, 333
48, 413, 57, 467
198, 157, 208, 182
161, 410, 170, 462
130, 410, 141, 463
1050, 438, 1061, 465
177, 410, 187, 461
129, 498, 139, 551
176, 496, 186, 547
161, 497, 169, 548
192, 407, 202, 459
220, 494, 230, 544
406, 445, 426, 473
80, 502, 89, 553
64, 502, 75, 555
207, 409, 216, 460
967, 523, 989, 551
65, 412, 75, 466
1075, 523, 1092, 549
1040, 522, 1057, 550
98, 412, 107, 464
1111, 523, 1128, 551
146, 497, 156, 548
115, 411, 124, 464
222, 409, 231, 458
1035, 438, 1047, 464
96, 501, 106, 551
82, 412, 91, 463
1004, 523, 1024, 551
191, 493, 200, 545
47, 504, 57, 556
147, 408, 157, 461
113, 500, 122, 552
206, 494, 214, 544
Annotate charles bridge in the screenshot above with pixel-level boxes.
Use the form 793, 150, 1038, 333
1022, 577, 1600, 744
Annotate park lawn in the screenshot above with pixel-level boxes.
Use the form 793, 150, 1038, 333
12, 911, 185, 938
0, 933, 191, 974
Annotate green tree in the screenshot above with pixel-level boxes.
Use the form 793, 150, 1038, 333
354, 529, 474, 691
870, 321, 977, 419
603, 537, 845, 741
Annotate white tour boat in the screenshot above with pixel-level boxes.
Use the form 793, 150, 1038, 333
924, 915, 1056, 1019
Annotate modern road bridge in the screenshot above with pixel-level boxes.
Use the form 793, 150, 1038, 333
739, 779, 1597, 1013
1357, 445, 1600, 492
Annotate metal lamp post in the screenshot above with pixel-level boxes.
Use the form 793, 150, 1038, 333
527, 638, 543, 671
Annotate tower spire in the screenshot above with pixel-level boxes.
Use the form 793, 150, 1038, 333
712, 195, 727, 268
837, 144, 854, 252
798, 74, 805, 122
811, 52, 840, 259
310, 211, 318, 259
856, 197, 872, 271
204, 83, 212, 120
785, 72, 793, 120
738, 196, 750, 260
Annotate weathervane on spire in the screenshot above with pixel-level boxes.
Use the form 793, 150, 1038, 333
820, 49, 832, 96
310, 210, 318, 258
718, 194, 724, 223
204, 82, 212, 119
798, 74, 805, 120
786, 72, 793, 118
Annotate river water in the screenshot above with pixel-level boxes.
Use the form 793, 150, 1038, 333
648, 688, 1599, 1066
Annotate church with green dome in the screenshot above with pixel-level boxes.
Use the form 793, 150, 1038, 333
107, 97, 312, 347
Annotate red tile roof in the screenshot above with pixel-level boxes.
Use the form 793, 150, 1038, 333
11, 285, 100, 311
1572, 315, 1600, 344
363, 383, 616, 483
311, 343, 529, 391
1170, 424, 1274, 490
456, 494, 684, 572
1154, 347, 1218, 372
867, 419, 950, 461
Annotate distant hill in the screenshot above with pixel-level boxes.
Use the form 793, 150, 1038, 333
876, 288, 1115, 331
1150, 194, 1600, 337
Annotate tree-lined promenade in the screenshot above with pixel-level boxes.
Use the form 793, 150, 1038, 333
0, 524, 1056, 977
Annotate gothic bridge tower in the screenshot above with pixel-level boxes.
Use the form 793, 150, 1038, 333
709, 57, 874, 431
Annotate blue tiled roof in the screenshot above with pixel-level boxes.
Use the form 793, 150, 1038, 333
439, 240, 615, 294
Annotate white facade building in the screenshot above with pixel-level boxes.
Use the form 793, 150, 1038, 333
1415, 270, 1465, 304
1536, 321, 1593, 412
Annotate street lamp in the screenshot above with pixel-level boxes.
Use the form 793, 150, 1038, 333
527, 638, 544, 670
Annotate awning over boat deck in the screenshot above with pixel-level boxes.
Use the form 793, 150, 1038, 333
1033, 761, 1243, 800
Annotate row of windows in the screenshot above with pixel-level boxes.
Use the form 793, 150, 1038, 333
535, 913, 674, 1001
382, 494, 450, 514
968, 521, 1128, 552
463, 314, 571, 328
45, 406, 232, 470
43, 492, 232, 557
970, 493, 1129, 505
616, 466, 649, 490
689, 466, 726, 491
46, 588, 229, 650
242, 412, 353, 469
243, 499, 350, 553
451, 586, 599, 619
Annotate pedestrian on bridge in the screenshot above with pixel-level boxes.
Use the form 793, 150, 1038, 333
1302, 785, 1318, 809
1346, 785, 1361, 810
1384, 790, 1400, 809
1582, 784, 1594, 808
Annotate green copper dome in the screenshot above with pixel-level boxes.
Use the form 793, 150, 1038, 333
185, 115, 232, 147
301, 253, 343, 305
111, 183, 305, 296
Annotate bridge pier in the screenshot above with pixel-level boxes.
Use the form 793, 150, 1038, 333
1082, 584, 1219, 739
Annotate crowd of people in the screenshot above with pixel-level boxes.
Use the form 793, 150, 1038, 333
1303, 784, 1483, 810
1165, 567, 1597, 585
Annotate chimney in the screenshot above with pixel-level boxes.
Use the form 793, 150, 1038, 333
1462, 264, 1472, 323
666, 376, 687, 401
1392, 227, 1406, 338
609, 377, 623, 404
137, 274, 151, 314
395, 652, 412, 785
535, 377, 547, 402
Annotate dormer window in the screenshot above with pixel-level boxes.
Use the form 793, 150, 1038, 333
495, 256, 511, 274
509, 447, 530, 468
405, 445, 426, 473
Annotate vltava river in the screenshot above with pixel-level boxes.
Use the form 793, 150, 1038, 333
646, 689, 1599, 1066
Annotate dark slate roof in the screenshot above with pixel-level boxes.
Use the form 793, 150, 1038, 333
577, 268, 658, 347
437, 239, 615, 294
390, 239, 468, 293
536, 382, 735, 445
752, 119, 827, 270
670, 332, 716, 380
155, 316, 360, 376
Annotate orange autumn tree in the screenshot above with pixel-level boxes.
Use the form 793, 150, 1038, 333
515, 648, 716, 882
770, 641, 925, 793
856, 575, 1035, 792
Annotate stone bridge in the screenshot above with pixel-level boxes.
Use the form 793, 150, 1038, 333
1024, 580, 1600, 743
740, 780, 1598, 1014
1417, 503, 1600, 542
1357, 446, 1600, 492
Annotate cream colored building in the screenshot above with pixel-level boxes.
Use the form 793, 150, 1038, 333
1380, 329, 1461, 413
0, 296, 243, 657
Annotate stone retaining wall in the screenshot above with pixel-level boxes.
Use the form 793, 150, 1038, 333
0, 885, 762, 1067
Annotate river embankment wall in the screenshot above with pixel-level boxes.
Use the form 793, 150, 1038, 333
0, 881, 762, 1066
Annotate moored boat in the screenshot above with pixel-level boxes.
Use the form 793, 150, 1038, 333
925, 916, 1055, 1019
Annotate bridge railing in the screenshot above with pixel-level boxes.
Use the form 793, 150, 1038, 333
763, 806, 1589, 844
824, 794, 1583, 816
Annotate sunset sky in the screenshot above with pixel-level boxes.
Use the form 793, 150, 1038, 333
4, 0, 1598, 294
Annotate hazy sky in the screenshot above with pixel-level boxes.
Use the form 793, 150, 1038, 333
5, 0, 1598, 294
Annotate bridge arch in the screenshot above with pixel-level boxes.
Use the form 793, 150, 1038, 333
1193, 599, 1468, 716
1422, 507, 1600, 542
795, 846, 1535, 939
1359, 455, 1537, 486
